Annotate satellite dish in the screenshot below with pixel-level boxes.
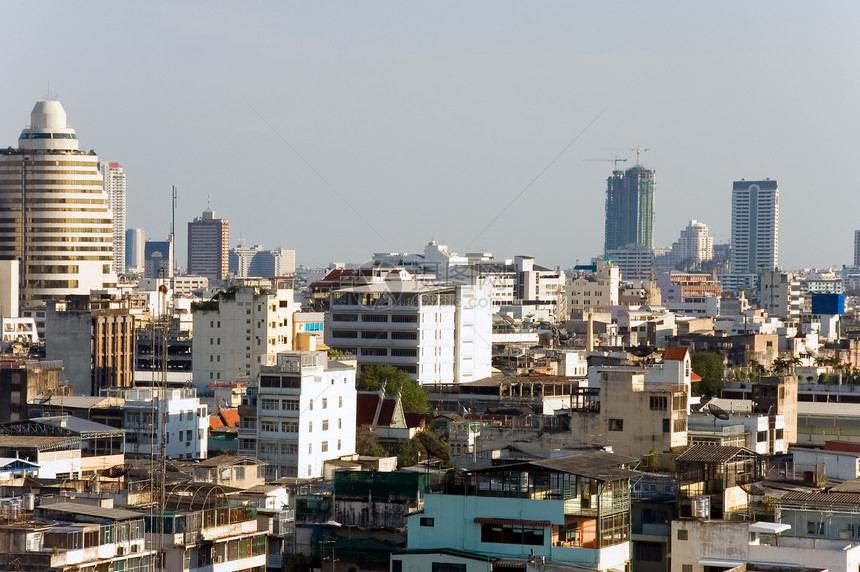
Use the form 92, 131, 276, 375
417, 432, 450, 461
708, 403, 730, 421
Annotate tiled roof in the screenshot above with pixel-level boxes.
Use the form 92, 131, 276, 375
663, 347, 690, 361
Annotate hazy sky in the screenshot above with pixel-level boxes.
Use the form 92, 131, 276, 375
3, 2, 858, 270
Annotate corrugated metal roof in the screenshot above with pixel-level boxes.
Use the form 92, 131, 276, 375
471, 450, 639, 481
778, 490, 860, 505
474, 517, 551, 527
798, 402, 860, 418
37, 502, 145, 521
677, 444, 756, 463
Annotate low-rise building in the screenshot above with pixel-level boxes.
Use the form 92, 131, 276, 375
397, 452, 639, 572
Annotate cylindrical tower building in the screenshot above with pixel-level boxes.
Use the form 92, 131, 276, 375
0, 99, 116, 305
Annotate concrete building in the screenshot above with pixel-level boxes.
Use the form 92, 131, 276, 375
0, 358, 66, 423
238, 350, 357, 479
657, 272, 722, 304
725, 179, 779, 290
760, 269, 803, 319
125, 228, 145, 274
191, 284, 294, 391
104, 386, 208, 460
46, 294, 135, 396
0, 99, 117, 304
102, 162, 126, 275
229, 240, 296, 278
397, 452, 639, 572
0, 503, 156, 572
855, 230, 860, 268
0, 259, 19, 318
604, 165, 656, 252
671, 518, 860, 572
670, 219, 713, 269
605, 244, 655, 281
187, 208, 229, 282
326, 276, 493, 384
565, 259, 620, 317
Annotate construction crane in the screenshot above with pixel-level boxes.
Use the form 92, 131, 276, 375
585, 156, 628, 170
604, 146, 650, 166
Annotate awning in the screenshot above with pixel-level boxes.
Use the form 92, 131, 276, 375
749, 522, 791, 534
698, 558, 745, 567
474, 518, 552, 528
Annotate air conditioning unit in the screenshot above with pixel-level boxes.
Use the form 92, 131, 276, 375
117, 546, 125, 556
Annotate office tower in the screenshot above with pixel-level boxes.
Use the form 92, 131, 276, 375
144, 237, 174, 279
0, 99, 116, 304
187, 208, 229, 282
125, 228, 145, 274
731, 180, 779, 275
604, 165, 656, 252
854, 230, 860, 268
103, 162, 126, 274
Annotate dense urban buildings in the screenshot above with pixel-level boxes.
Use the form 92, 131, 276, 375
604, 164, 656, 252
187, 207, 229, 282
0, 99, 117, 304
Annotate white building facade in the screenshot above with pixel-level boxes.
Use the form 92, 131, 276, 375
192, 285, 294, 391
326, 277, 492, 384
728, 179, 779, 286
103, 162, 126, 275
239, 351, 357, 480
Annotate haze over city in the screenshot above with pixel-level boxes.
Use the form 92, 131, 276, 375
2, 2, 858, 268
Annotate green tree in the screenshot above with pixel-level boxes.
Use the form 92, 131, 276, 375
357, 363, 429, 412
691, 352, 725, 397
355, 425, 388, 457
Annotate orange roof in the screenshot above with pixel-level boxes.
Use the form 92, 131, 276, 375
664, 347, 690, 361
691, 372, 702, 382
209, 409, 240, 430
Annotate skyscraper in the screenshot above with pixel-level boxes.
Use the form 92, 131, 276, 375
103, 162, 126, 275
671, 219, 714, 267
187, 208, 229, 281
125, 228, 145, 274
854, 230, 860, 268
0, 99, 116, 305
604, 165, 656, 252
730, 180, 779, 275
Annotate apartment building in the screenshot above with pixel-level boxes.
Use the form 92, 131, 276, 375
191, 284, 294, 391
238, 351, 357, 480
326, 276, 492, 384
397, 451, 639, 572
565, 259, 620, 317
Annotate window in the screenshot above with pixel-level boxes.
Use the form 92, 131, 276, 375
635, 541, 662, 562
432, 565, 466, 572
677, 529, 688, 541
339, 396, 343, 407
663, 418, 670, 433
308, 421, 313, 432
608, 419, 624, 431
338, 418, 342, 429
322, 398, 327, 409
392, 560, 402, 572
807, 521, 824, 536
309, 399, 313, 411
321, 441, 329, 452
308, 443, 313, 454
337, 439, 342, 450
420, 517, 435, 527
322, 420, 329, 431
649, 396, 667, 411
682, 566, 693, 572
479, 524, 544, 546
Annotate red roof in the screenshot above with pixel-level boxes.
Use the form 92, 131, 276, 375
664, 347, 690, 361
108, 162, 122, 168
356, 392, 398, 427
690, 372, 702, 382
209, 408, 239, 430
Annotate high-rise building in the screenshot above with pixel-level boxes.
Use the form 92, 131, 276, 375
103, 162, 126, 275
673, 219, 713, 266
731, 180, 779, 275
125, 228, 145, 274
604, 165, 656, 252
187, 208, 229, 282
854, 230, 860, 268
144, 237, 173, 279
0, 99, 116, 304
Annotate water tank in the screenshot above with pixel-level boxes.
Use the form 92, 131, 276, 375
22, 493, 35, 511
692, 496, 710, 519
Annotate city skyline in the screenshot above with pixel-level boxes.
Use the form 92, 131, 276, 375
2, 3, 858, 270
